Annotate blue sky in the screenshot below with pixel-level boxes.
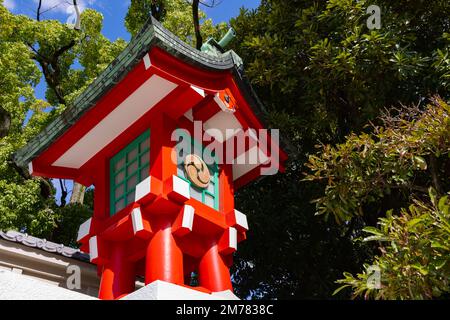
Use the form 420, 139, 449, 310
4, 0, 260, 203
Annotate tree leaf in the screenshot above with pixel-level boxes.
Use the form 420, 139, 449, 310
363, 226, 384, 236
332, 284, 352, 296
413, 156, 427, 170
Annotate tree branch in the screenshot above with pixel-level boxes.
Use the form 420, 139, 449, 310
391, 184, 429, 194
7, 157, 53, 199
342, 217, 356, 239
59, 179, 68, 207
198, 0, 223, 8
73, 0, 81, 30
30, 0, 81, 105
29, 0, 85, 205
33, 56, 67, 105
30, 38, 77, 106
150, 0, 165, 20
409, 184, 429, 194
429, 155, 443, 195
0, 105, 11, 138
53, 39, 76, 59
192, 0, 202, 50
8, 159, 30, 180
37, 0, 42, 21
26, 42, 49, 62
39, 178, 53, 199
69, 181, 85, 204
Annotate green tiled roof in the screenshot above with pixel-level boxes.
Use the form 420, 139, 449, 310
12, 17, 269, 170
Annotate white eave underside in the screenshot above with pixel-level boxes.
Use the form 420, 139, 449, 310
51, 74, 269, 181
52, 74, 177, 169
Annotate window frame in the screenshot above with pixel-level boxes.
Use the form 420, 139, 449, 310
175, 130, 220, 211
109, 129, 150, 216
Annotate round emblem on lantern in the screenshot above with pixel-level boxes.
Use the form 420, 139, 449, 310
184, 154, 211, 189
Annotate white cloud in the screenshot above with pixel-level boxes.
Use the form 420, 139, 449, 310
4, 0, 16, 10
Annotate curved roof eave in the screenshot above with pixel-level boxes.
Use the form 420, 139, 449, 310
12, 16, 275, 170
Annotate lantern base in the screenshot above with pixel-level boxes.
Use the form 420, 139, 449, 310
120, 280, 239, 300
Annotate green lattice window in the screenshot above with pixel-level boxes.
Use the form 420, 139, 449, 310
110, 130, 150, 216
175, 129, 219, 210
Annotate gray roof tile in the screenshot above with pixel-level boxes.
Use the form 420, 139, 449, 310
0, 230, 90, 262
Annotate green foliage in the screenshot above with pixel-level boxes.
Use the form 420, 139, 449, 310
125, 0, 227, 46
335, 191, 450, 299
230, 0, 450, 299
52, 203, 93, 248
0, 5, 127, 106
0, 178, 56, 236
305, 98, 450, 224
0, 4, 55, 238
232, 166, 373, 299
64, 9, 127, 105
0, 4, 119, 242
125, 0, 165, 36
231, 0, 450, 144
305, 98, 449, 299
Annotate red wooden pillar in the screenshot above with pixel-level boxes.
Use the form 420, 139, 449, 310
149, 113, 177, 181
143, 111, 184, 285
98, 242, 136, 300
198, 240, 233, 292
145, 217, 184, 285
93, 159, 109, 220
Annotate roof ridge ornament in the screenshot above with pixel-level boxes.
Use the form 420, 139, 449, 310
200, 28, 236, 56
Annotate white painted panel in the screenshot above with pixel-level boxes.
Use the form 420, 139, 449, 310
143, 53, 152, 70
229, 227, 237, 250
53, 75, 177, 168
88, 236, 98, 262
182, 205, 195, 231
172, 175, 190, 199
131, 207, 144, 234
28, 162, 33, 175
135, 176, 151, 202
234, 209, 249, 231
77, 218, 92, 241
190, 85, 205, 97
204, 111, 242, 143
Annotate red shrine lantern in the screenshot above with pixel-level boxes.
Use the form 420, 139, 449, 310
13, 17, 287, 300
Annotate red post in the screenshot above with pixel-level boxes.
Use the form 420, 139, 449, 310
149, 113, 177, 181
98, 242, 136, 300
198, 240, 233, 292
145, 218, 184, 285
